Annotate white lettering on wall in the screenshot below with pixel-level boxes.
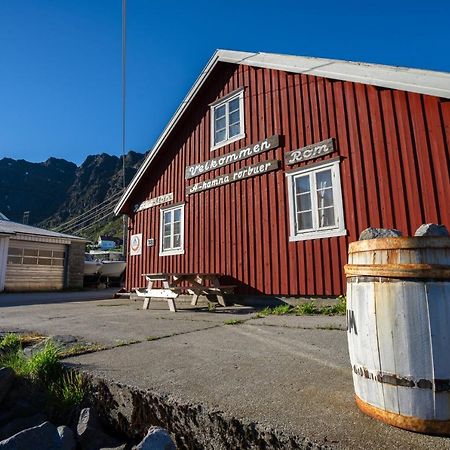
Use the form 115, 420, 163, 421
185, 135, 280, 179
134, 192, 174, 212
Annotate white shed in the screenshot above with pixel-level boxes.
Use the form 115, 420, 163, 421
0, 219, 86, 292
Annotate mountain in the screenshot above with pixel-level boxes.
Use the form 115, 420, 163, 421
0, 151, 146, 239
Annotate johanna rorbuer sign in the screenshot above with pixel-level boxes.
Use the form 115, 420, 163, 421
187, 160, 280, 195
134, 192, 173, 212
185, 135, 280, 179
285, 138, 335, 165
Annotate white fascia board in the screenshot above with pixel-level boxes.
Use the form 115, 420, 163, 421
115, 49, 450, 215
114, 51, 223, 215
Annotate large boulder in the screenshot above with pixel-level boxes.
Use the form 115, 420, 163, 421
359, 227, 402, 240
0, 421, 69, 450
76, 408, 121, 450
57, 426, 76, 450
414, 223, 449, 237
0, 368, 15, 405
134, 426, 176, 450
0, 413, 46, 441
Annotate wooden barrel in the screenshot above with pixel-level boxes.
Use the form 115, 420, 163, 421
345, 237, 450, 435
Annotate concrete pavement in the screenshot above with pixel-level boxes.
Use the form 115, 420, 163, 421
1, 291, 448, 449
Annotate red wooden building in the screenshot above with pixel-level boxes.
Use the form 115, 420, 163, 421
115, 50, 450, 297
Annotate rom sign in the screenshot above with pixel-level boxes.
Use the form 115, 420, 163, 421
285, 138, 335, 165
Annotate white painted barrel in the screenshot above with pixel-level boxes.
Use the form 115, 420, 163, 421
345, 237, 450, 434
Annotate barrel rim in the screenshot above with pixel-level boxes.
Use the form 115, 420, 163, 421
355, 395, 450, 435
349, 236, 450, 253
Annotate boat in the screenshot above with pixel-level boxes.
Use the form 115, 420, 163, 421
100, 260, 126, 278
84, 253, 102, 276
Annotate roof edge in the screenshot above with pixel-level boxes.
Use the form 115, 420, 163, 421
115, 49, 450, 214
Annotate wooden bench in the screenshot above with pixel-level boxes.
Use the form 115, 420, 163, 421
135, 273, 236, 312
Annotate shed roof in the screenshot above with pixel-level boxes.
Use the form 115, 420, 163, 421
115, 49, 450, 214
0, 219, 87, 242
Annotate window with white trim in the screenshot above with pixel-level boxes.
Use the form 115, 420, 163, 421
210, 89, 245, 150
286, 160, 346, 241
159, 203, 185, 256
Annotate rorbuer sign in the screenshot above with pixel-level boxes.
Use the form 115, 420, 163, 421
285, 138, 334, 165
134, 193, 173, 212
185, 135, 280, 179
187, 160, 280, 195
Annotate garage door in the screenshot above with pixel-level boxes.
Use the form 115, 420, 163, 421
5, 240, 67, 291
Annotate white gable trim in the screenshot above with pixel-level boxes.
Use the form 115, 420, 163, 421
114, 49, 450, 215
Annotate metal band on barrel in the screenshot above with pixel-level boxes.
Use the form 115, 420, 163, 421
344, 263, 450, 279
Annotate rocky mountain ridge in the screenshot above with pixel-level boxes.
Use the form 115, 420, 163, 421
0, 151, 145, 237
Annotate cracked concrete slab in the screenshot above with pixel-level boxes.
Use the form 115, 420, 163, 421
1, 291, 448, 449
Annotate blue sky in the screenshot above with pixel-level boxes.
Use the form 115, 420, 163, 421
1, 0, 449, 165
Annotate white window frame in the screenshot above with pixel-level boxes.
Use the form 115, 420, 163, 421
159, 203, 185, 256
210, 88, 245, 151
286, 159, 346, 241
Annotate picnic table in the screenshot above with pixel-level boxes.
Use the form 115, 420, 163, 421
134, 273, 235, 312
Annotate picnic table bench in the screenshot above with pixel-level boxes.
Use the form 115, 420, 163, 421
134, 273, 235, 312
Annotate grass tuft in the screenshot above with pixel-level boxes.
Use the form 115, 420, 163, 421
255, 296, 347, 318
0, 333, 22, 353
224, 319, 243, 325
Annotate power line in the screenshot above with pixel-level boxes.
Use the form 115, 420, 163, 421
56, 199, 119, 234
52, 191, 123, 231
72, 211, 116, 236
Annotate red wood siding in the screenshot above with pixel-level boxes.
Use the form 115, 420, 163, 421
124, 63, 450, 296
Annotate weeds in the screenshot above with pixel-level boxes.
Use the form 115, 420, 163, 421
255, 296, 347, 318
0, 333, 21, 352
0, 334, 86, 414
207, 303, 216, 312
224, 319, 243, 325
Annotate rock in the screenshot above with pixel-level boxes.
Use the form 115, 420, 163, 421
0, 368, 15, 405
414, 223, 449, 237
359, 227, 402, 240
77, 408, 121, 450
0, 413, 46, 440
100, 445, 127, 450
57, 426, 76, 450
0, 400, 36, 428
0, 421, 65, 449
134, 426, 176, 450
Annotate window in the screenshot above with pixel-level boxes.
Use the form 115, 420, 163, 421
159, 203, 185, 256
210, 89, 245, 150
7, 247, 66, 266
286, 160, 346, 241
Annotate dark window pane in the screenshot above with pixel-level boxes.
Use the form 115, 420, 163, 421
297, 211, 313, 231
317, 187, 334, 208
163, 237, 171, 250
229, 123, 240, 138
52, 251, 65, 259
39, 250, 52, 258
23, 257, 38, 265
316, 169, 332, 189
23, 248, 39, 257
214, 104, 226, 119
229, 97, 240, 112
215, 128, 226, 144
296, 192, 311, 212
8, 248, 22, 256
173, 234, 181, 248
173, 208, 181, 222
229, 110, 240, 126
7, 256, 22, 265
52, 259, 64, 267
38, 258, 52, 265
318, 207, 335, 228
295, 175, 310, 195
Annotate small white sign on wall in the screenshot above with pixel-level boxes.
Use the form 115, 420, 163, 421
129, 233, 142, 256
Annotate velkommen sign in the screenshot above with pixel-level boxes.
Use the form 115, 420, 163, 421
185, 135, 280, 179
